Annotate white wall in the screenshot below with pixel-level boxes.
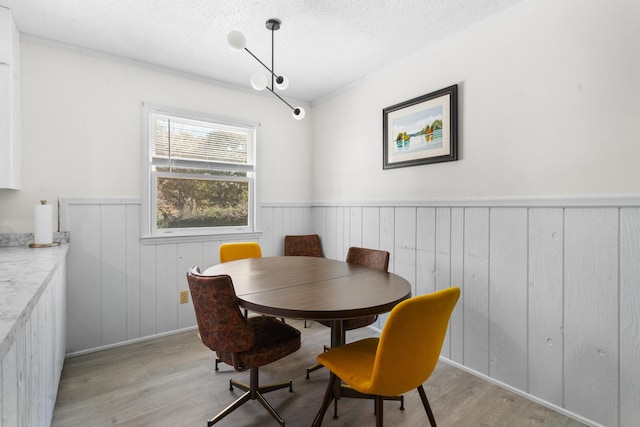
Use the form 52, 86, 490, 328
311, 0, 640, 202
0, 41, 313, 233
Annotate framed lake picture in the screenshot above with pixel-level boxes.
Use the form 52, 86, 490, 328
383, 84, 458, 169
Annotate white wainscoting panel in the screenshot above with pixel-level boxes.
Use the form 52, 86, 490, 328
59, 198, 640, 427
60, 198, 315, 354
620, 208, 640, 426
312, 201, 640, 427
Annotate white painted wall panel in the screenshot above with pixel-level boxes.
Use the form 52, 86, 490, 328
125, 204, 141, 340
528, 208, 564, 405
336, 207, 346, 261
349, 206, 363, 248
260, 206, 274, 256
463, 208, 490, 375
317, 207, 328, 257
269, 207, 284, 256
564, 208, 619, 427
416, 208, 436, 297
139, 244, 158, 337
156, 244, 179, 334
449, 207, 465, 364
66, 204, 101, 352
435, 208, 452, 357
362, 207, 380, 249
620, 208, 640, 426
100, 204, 128, 346
177, 242, 202, 329
395, 208, 417, 297
489, 208, 528, 390
377, 207, 395, 328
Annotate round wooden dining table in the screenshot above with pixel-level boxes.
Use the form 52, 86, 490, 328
203, 256, 412, 348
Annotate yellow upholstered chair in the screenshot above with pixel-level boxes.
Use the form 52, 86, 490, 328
216, 241, 264, 370
219, 241, 262, 263
313, 287, 460, 427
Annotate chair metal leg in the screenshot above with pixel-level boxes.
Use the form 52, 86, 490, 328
256, 392, 285, 426
311, 372, 337, 427
417, 385, 437, 427
208, 367, 292, 426
375, 395, 384, 427
207, 391, 251, 426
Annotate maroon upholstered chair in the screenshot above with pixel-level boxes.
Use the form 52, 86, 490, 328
284, 234, 324, 328
284, 234, 323, 258
306, 246, 390, 378
187, 266, 301, 427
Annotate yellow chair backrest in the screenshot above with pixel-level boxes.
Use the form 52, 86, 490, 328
370, 287, 460, 396
219, 242, 262, 263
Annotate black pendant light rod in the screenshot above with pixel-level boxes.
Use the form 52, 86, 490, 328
227, 18, 305, 119
267, 87, 294, 110
271, 24, 275, 90
241, 47, 284, 85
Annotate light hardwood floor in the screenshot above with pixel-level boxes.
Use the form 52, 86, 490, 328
52, 320, 586, 427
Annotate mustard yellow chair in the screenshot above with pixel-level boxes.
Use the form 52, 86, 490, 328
216, 242, 263, 371
219, 241, 262, 263
219, 242, 262, 319
313, 287, 460, 427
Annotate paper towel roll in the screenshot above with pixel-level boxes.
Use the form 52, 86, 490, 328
34, 201, 53, 245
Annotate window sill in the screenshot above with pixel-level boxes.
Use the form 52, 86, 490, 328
140, 231, 262, 245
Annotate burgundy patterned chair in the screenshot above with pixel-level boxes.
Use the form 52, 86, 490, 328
306, 246, 389, 378
284, 234, 323, 258
187, 266, 301, 427
284, 234, 324, 328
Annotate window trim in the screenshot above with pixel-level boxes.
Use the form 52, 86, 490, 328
141, 102, 261, 240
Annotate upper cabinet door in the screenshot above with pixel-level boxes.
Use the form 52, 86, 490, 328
0, 7, 20, 190
0, 7, 13, 65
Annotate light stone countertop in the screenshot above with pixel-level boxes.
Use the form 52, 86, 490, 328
0, 244, 69, 359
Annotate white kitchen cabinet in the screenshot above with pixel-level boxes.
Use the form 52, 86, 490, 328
0, 6, 21, 190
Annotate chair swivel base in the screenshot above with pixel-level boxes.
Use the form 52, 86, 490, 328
207, 367, 293, 427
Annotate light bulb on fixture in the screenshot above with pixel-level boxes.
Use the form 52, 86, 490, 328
250, 73, 268, 91
227, 18, 304, 120
293, 107, 305, 120
227, 31, 246, 51
275, 75, 289, 91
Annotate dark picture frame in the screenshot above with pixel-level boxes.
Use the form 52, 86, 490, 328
383, 84, 458, 169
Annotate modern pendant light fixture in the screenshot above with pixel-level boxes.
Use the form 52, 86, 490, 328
228, 18, 305, 120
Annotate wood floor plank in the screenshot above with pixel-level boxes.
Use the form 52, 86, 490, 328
52, 320, 586, 427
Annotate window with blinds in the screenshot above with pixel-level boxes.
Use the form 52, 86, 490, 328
143, 106, 257, 237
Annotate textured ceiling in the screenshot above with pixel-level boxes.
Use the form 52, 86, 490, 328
0, 0, 527, 103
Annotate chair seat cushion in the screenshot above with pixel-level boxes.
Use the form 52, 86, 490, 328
217, 316, 301, 370
318, 315, 377, 331
317, 337, 380, 395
